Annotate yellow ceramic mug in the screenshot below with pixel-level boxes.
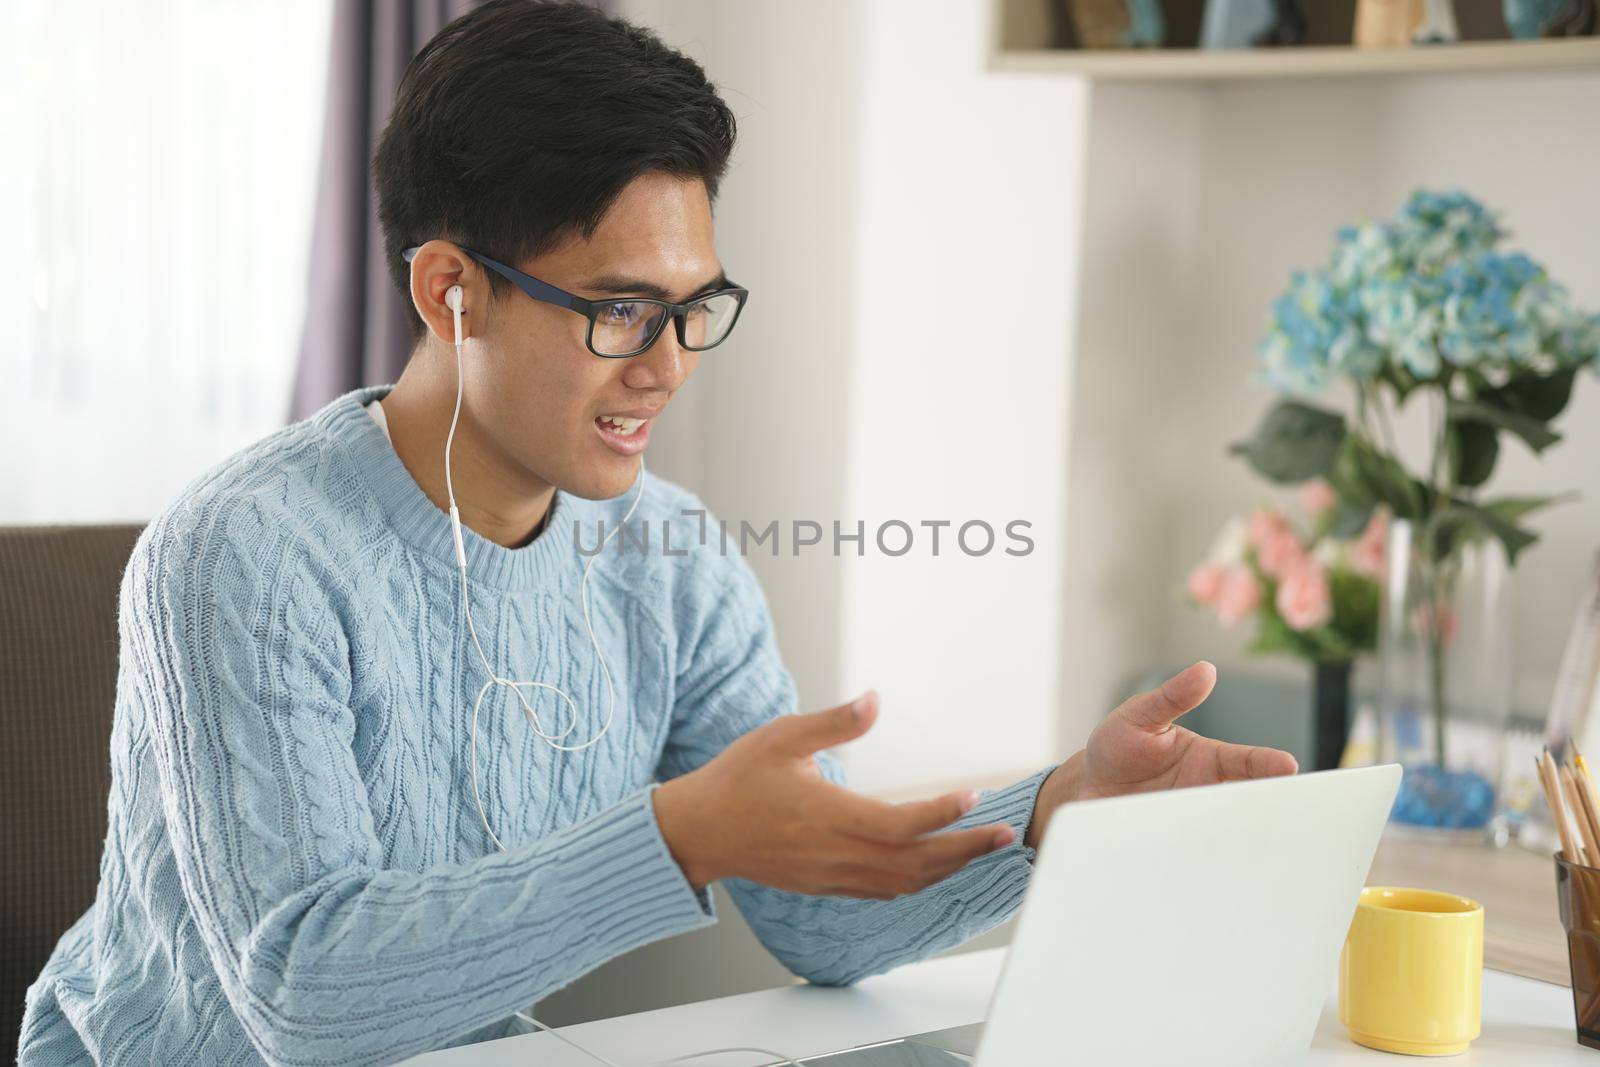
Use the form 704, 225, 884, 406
1339, 886, 1484, 1056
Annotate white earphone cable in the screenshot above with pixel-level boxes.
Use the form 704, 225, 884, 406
445, 289, 645, 852
446, 288, 800, 1067
512, 1011, 802, 1067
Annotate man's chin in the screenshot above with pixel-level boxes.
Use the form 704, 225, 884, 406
560, 457, 645, 502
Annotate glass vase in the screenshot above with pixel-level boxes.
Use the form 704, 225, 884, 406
1377, 518, 1513, 835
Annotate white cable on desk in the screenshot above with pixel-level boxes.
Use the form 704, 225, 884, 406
513, 1010, 802, 1066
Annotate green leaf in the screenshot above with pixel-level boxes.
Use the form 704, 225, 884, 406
1482, 494, 1572, 525
1447, 420, 1499, 488
1449, 397, 1562, 453
1247, 605, 1321, 660
1326, 436, 1373, 500
1246, 575, 1370, 664
1440, 489, 1574, 559
1308, 625, 1354, 661
1347, 437, 1428, 521
1437, 498, 1549, 565
1329, 569, 1380, 653
1486, 367, 1578, 422
1327, 498, 1376, 540
1229, 400, 1347, 485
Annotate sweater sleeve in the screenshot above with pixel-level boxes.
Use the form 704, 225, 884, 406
659, 540, 1052, 987
128, 504, 713, 1067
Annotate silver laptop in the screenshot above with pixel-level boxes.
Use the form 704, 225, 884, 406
798, 764, 1401, 1066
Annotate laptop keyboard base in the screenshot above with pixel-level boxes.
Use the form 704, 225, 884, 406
795, 1022, 982, 1065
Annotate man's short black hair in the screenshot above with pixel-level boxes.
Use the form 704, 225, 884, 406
374, 0, 738, 343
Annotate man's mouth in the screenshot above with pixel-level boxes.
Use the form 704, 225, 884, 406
594, 410, 657, 456
595, 414, 646, 436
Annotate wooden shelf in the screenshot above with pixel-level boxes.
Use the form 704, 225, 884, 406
990, 36, 1600, 80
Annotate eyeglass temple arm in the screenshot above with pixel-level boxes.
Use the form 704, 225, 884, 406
401, 245, 583, 311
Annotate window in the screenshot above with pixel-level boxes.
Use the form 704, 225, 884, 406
1, 1, 333, 522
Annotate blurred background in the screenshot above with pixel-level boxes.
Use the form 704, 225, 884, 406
4, 0, 1600, 1034
6, 0, 1597, 791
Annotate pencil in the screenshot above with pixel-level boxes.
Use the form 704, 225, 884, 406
1568, 742, 1593, 799
1567, 750, 1600, 1029
1568, 752, 1600, 852
1575, 740, 1597, 794
1575, 763, 1600, 869
1563, 765, 1597, 867
1542, 750, 1582, 866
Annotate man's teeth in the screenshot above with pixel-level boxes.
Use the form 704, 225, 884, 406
598, 415, 645, 435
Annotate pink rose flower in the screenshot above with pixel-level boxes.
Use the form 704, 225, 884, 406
1215, 566, 1262, 628
1298, 479, 1338, 519
1247, 506, 1289, 549
1257, 526, 1308, 581
1352, 510, 1387, 579
1276, 558, 1333, 632
1187, 561, 1227, 605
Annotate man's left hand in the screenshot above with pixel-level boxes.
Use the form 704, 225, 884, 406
1024, 661, 1299, 849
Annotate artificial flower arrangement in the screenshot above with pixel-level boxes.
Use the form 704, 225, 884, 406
1217, 188, 1599, 825
1188, 482, 1384, 662
1187, 479, 1385, 772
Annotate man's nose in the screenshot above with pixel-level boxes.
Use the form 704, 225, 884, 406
622, 319, 689, 391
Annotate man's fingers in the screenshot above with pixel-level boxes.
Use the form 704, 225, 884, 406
822, 787, 979, 843
825, 824, 1015, 897
903, 823, 1016, 875
1114, 661, 1218, 732
765, 691, 879, 756
1214, 740, 1298, 781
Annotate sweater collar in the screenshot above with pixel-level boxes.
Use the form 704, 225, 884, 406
315, 384, 590, 591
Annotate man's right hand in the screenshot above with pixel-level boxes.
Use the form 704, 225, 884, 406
652, 692, 1016, 901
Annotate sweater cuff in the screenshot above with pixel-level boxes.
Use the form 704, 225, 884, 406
926, 765, 1057, 933
639, 782, 717, 919
964, 764, 1057, 866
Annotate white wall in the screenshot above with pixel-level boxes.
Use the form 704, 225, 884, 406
1056, 83, 1204, 753
836, 0, 1085, 793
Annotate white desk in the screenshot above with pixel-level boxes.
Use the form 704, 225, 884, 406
408, 948, 1591, 1065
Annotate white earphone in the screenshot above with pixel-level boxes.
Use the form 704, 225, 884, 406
442, 279, 647, 853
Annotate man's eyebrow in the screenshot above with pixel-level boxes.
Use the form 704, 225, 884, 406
579, 271, 729, 301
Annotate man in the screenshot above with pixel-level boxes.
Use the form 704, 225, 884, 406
19, 2, 1296, 1063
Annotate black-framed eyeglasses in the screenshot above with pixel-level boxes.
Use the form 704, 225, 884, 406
402, 244, 749, 359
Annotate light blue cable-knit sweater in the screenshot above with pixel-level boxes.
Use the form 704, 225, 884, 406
20, 384, 1049, 1066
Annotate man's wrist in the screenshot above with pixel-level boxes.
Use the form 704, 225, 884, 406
653, 776, 715, 890
1024, 750, 1084, 850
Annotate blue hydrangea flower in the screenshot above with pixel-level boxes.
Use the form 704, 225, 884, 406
1256, 188, 1598, 393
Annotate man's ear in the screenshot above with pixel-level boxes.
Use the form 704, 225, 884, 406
407, 240, 476, 346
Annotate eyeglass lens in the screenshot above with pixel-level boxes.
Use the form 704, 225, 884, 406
591, 292, 741, 356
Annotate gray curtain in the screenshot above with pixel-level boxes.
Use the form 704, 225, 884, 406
288, 0, 480, 421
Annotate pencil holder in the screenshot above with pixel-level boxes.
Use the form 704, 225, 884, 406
1554, 851, 1600, 1049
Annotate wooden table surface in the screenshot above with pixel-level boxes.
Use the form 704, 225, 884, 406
1366, 833, 1570, 986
